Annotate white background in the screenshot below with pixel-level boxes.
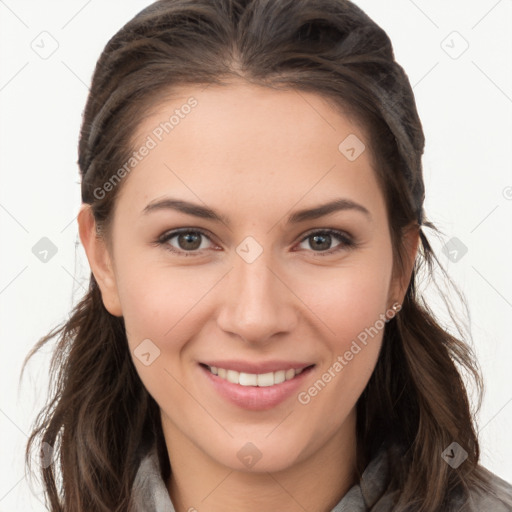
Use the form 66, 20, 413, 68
1, 0, 511, 509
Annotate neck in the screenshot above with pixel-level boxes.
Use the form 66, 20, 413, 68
163, 411, 358, 512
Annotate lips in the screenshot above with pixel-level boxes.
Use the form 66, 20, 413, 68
199, 360, 316, 410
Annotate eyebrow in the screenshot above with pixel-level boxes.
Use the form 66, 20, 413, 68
142, 197, 372, 225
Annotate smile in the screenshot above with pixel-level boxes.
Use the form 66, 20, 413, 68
200, 362, 316, 410
205, 365, 306, 387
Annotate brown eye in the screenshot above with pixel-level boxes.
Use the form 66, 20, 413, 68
158, 229, 214, 256
297, 229, 355, 255
176, 232, 203, 251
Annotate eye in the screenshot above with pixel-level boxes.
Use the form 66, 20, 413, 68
157, 228, 216, 257
296, 229, 356, 256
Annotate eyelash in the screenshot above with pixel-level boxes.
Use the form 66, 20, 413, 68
155, 228, 357, 258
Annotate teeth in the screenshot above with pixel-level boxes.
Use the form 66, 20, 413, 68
274, 370, 286, 384
207, 365, 308, 386
239, 372, 258, 386
257, 372, 274, 387
226, 370, 239, 384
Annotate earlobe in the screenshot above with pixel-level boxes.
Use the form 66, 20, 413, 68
77, 205, 123, 317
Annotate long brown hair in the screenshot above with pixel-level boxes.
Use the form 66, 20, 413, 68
23, 0, 501, 510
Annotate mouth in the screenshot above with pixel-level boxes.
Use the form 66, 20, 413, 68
199, 362, 316, 410
200, 363, 314, 387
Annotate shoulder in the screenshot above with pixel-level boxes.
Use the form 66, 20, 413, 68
455, 468, 512, 511
377, 444, 512, 511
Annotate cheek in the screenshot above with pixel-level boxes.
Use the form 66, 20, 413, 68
113, 223, 214, 324
118, 265, 212, 346
116, 264, 214, 403
293, 262, 391, 426
298, 253, 393, 348
290, 244, 393, 413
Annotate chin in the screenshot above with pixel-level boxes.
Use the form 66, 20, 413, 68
203, 433, 311, 474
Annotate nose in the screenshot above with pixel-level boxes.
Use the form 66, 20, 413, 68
216, 249, 298, 345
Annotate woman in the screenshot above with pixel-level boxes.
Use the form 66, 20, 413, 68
25, 0, 512, 510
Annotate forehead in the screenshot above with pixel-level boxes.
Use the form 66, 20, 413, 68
134, 81, 365, 153
116, 81, 385, 223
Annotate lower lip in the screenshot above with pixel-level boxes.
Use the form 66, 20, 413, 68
200, 364, 315, 411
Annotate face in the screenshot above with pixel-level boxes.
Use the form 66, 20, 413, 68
81, 81, 414, 474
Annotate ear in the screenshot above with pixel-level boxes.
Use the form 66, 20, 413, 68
388, 222, 420, 308
77, 204, 123, 317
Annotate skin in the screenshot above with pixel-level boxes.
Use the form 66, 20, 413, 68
79, 81, 419, 512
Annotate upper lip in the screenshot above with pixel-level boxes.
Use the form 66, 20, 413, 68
200, 360, 315, 374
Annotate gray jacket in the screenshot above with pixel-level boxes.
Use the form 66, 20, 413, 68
130, 445, 512, 511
